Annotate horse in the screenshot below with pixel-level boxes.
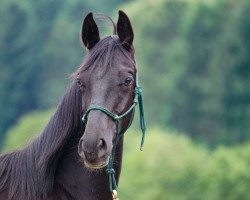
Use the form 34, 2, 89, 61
0, 10, 146, 200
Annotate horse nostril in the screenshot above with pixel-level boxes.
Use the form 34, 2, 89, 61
98, 138, 106, 150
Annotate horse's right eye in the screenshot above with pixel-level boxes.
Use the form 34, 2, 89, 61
124, 76, 134, 86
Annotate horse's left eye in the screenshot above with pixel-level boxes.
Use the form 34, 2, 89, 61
124, 76, 134, 86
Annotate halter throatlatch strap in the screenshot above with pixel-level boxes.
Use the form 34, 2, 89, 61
81, 61, 146, 199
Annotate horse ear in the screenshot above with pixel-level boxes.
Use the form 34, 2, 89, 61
81, 12, 100, 50
117, 10, 134, 51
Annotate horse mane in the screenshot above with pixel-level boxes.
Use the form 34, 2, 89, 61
0, 80, 83, 199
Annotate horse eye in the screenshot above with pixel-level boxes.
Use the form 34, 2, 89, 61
124, 76, 134, 86
77, 77, 86, 90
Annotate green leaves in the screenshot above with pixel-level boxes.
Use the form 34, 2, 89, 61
120, 127, 250, 200
124, 0, 250, 146
0, 0, 121, 145
2, 110, 53, 152
0, 0, 250, 148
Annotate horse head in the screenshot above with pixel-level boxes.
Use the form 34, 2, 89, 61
77, 11, 136, 169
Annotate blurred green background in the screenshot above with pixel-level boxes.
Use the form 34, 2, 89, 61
0, 0, 250, 199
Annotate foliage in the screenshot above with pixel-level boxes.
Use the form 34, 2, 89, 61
2, 110, 52, 152
0, 0, 250, 147
2, 0, 250, 198
0, 0, 124, 145
120, 127, 250, 200
3, 111, 250, 200
123, 0, 250, 146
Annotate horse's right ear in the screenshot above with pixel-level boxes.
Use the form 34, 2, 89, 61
117, 10, 134, 51
81, 13, 100, 50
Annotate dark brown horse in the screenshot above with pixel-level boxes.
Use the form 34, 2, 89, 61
0, 11, 140, 200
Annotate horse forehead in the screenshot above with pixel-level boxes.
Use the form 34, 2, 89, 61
88, 69, 112, 92
96, 66, 115, 79
92, 77, 110, 92
88, 49, 134, 84
89, 65, 114, 83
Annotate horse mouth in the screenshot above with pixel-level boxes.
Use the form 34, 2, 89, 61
84, 159, 109, 169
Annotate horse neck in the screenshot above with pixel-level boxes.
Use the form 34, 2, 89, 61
54, 135, 124, 200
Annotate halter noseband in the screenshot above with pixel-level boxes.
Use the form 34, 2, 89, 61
78, 61, 146, 199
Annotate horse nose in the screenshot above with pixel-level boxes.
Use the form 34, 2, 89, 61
78, 137, 107, 162
97, 138, 106, 151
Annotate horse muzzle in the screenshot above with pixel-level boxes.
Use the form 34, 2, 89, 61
78, 136, 111, 169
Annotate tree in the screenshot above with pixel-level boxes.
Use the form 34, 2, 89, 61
0, 0, 123, 146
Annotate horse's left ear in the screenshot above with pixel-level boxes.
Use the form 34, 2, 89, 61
117, 10, 134, 51
81, 12, 100, 50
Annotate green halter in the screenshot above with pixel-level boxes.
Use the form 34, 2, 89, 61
81, 62, 146, 198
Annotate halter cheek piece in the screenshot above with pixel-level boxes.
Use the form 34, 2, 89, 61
77, 61, 146, 199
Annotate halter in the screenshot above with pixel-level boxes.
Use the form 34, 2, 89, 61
78, 61, 146, 200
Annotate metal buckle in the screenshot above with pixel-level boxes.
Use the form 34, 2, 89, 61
112, 190, 119, 200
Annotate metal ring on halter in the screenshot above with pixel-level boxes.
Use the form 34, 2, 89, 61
112, 190, 119, 200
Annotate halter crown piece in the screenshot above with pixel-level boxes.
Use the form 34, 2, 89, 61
79, 60, 146, 200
